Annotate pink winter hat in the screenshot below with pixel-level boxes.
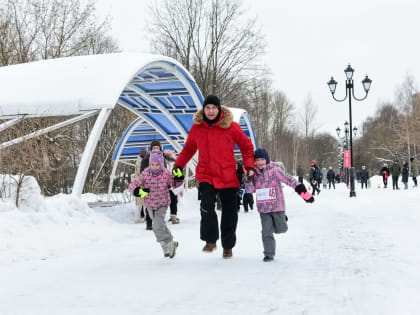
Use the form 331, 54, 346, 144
150, 151, 164, 168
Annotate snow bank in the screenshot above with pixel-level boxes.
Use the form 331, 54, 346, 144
0, 174, 43, 209
0, 180, 125, 264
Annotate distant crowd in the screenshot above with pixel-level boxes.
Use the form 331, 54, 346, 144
296, 158, 419, 194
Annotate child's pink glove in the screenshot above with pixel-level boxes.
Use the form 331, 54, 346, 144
300, 192, 314, 203
294, 184, 315, 203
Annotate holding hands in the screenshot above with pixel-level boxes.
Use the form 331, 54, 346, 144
245, 167, 255, 182
172, 165, 185, 181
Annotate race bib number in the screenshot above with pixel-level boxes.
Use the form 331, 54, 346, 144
256, 188, 276, 201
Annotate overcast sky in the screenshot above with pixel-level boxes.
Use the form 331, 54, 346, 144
95, 0, 420, 136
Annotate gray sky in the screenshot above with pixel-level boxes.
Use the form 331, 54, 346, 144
95, 0, 420, 136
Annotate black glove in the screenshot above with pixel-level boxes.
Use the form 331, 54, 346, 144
295, 184, 314, 203
172, 165, 185, 180
295, 183, 306, 194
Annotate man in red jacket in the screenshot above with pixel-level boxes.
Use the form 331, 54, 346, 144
173, 95, 255, 259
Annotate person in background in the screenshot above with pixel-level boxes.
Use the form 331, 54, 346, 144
410, 157, 418, 187
335, 173, 340, 183
296, 165, 304, 184
242, 187, 254, 212
389, 160, 401, 190
356, 170, 362, 184
327, 167, 335, 189
245, 148, 314, 262
309, 160, 321, 195
134, 148, 148, 224
380, 163, 390, 188
321, 167, 328, 189
360, 165, 369, 189
236, 161, 245, 212
402, 161, 409, 189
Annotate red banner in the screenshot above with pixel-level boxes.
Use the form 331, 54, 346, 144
343, 150, 351, 168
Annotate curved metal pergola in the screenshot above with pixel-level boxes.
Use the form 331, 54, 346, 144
0, 53, 257, 197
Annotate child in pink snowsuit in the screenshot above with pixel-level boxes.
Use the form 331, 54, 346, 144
245, 148, 314, 262
129, 151, 184, 258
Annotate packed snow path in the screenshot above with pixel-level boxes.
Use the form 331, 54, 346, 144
1, 177, 419, 315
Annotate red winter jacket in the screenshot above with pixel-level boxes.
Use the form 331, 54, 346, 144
175, 107, 255, 189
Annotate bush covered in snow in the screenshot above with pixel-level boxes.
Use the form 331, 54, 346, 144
0, 174, 43, 208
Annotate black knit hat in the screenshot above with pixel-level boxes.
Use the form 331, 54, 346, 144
254, 148, 270, 164
203, 95, 221, 110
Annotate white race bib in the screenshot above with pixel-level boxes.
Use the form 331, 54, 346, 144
256, 188, 276, 201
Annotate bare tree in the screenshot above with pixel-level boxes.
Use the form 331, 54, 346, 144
148, 0, 265, 102
270, 91, 294, 161
394, 74, 419, 167
0, 0, 118, 66
300, 94, 318, 138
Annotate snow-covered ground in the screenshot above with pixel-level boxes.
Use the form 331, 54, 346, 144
1, 176, 419, 315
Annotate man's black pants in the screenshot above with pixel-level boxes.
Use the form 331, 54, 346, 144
199, 182, 238, 249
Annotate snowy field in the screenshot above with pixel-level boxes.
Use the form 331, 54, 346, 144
1, 176, 419, 315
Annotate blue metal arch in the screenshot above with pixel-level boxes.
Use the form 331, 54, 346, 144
112, 59, 257, 164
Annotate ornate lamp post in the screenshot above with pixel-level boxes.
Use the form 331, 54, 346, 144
328, 65, 372, 197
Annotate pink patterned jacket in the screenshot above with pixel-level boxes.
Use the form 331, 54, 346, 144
129, 168, 182, 211
245, 162, 298, 213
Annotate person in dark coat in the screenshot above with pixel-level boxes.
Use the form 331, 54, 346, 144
173, 95, 255, 259
389, 160, 401, 190
309, 160, 320, 194
326, 167, 335, 189
335, 173, 340, 183
236, 162, 245, 212
380, 163, 390, 188
410, 157, 418, 187
356, 170, 362, 183
360, 165, 369, 189
402, 162, 409, 189
242, 187, 254, 212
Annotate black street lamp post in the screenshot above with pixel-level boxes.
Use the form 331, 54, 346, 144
336, 122, 358, 186
328, 64, 372, 197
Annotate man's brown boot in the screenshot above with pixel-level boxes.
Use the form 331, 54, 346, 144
202, 242, 217, 253
223, 248, 232, 259
170, 215, 180, 224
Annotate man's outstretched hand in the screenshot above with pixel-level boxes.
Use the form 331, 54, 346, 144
172, 165, 184, 180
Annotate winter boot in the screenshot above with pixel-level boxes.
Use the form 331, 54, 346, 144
223, 248, 232, 259
202, 242, 217, 253
168, 241, 179, 259
263, 256, 274, 262
160, 242, 170, 257
170, 215, 180, 224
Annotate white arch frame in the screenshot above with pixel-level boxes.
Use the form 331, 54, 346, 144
0, 53, 257, 198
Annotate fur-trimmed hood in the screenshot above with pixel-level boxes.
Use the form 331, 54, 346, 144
193, 106, 234, 129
